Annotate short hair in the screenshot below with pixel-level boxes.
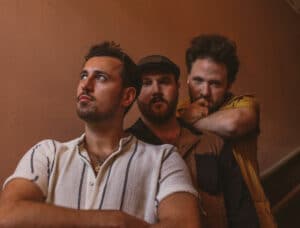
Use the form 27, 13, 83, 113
185, 34, 239, 84
85, 41, 140, 113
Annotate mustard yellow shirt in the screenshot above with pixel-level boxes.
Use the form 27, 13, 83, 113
177, 94, 277, 228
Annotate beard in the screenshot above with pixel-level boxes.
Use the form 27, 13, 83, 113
76, 99, 120, 123
137, 94, 178, 124
76, 103, 105, 122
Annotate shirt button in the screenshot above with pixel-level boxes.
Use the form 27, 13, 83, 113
89, 182, 94, 187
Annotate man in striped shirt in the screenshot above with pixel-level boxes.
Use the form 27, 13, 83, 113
0, 42, 200, 227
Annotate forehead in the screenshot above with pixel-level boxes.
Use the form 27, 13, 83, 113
190, 58, 227, 80
141, 72, 176, 81
83, 56, 123, 75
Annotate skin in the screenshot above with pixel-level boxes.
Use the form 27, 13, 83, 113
0, 57, 201, 227
76, 56, 136, 158
137, 73, 181, 145
180, 58, 258, 138
77, 56, 127, 123
187, 58, 229, 113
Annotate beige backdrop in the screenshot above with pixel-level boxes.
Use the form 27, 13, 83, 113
0, 0, 299, 185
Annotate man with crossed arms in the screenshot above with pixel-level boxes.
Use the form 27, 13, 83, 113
178, 34, 276, 227
0, 42, 200, 227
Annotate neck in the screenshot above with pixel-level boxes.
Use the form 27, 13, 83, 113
84, 119, 126, 158
141, 115, 181, 146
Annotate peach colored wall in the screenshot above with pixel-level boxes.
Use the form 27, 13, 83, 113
0, 0, 299, 185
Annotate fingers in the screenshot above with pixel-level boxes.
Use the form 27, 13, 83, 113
190, 101, 209, 117
194, 98, 209, 107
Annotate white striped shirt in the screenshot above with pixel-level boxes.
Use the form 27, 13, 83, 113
4, 134, 197, 224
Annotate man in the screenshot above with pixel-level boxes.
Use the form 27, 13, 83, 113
0, 42, 200, 227
128, 55, 260, 227
178, 34, 276, 227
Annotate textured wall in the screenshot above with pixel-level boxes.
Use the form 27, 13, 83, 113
0, 0, 299, 185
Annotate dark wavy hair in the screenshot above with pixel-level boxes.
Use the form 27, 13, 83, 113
185, 34, 239, 84
85, 41, 139, 113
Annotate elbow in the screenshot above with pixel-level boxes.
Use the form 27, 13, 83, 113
223, 111, 257, 138
223, 119, 257, 138
222, 119, 240, 138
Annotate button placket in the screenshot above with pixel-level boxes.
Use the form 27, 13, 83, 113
85, 168, 98, 208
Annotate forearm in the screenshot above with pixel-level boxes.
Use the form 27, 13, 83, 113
192, 108, 258, 138
150, 218, 199, 228
193, 113, 234, 138
0, 200, 145, 228
150, 193, 201, 228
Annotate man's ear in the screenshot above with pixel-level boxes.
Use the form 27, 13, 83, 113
122, 87, 136, 108
187, 77, 190, 85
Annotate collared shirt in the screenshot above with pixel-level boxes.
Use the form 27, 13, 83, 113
4, 134, 197, 224
128, 118, 260, 228
221, 95, 276, 227
176, 94, 274, 227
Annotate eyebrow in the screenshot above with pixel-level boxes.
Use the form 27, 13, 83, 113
191, 75, 204, 80
80, 69, 110, 77
93, 70, 109, 76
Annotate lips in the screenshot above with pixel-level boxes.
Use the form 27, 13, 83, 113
78, 94, 94, 102
150, 96, 165, 104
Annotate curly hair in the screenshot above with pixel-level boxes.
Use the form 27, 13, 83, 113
185, 34, 239, 84
85, 41, 140, 113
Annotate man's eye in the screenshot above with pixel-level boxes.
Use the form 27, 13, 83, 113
210, 81, 222, 87
95, 74, 107, 81
159, 79, 171, 85
80, 73, 88, 80
142, 80, 152, 86
193, 78, 203, 84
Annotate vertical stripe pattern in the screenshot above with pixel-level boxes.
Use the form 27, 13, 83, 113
77, 162, 86, 209
98, 164, 114, 209
30, 144, 40, 173
50, 140, 57, 174
119, 139, 138, 210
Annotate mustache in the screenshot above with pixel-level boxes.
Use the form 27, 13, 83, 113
150, 95, 167, 104
77, 91, 95, 101
194, 95, 210, 101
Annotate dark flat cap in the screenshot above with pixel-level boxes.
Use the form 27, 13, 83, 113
137, 55, 180, 79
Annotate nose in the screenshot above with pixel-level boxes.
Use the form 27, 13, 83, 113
151, 81, 161, 94
201, 83, 211, 97
81, 76, 94, 92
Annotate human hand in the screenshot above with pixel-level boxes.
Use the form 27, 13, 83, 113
179, 99, 209, 125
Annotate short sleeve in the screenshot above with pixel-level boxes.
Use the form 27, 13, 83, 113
156, 147, 198, 203
3, 140, 56, 197
221, 95, 259, 110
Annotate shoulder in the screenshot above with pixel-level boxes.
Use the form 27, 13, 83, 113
126, 120, 163, 145
133, 137, 182, 164
194, 130, 225, 156
28, 135, 83, 157
179, 125, 225, 156
221, 94, 259, 110
135, 138, 177, 155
